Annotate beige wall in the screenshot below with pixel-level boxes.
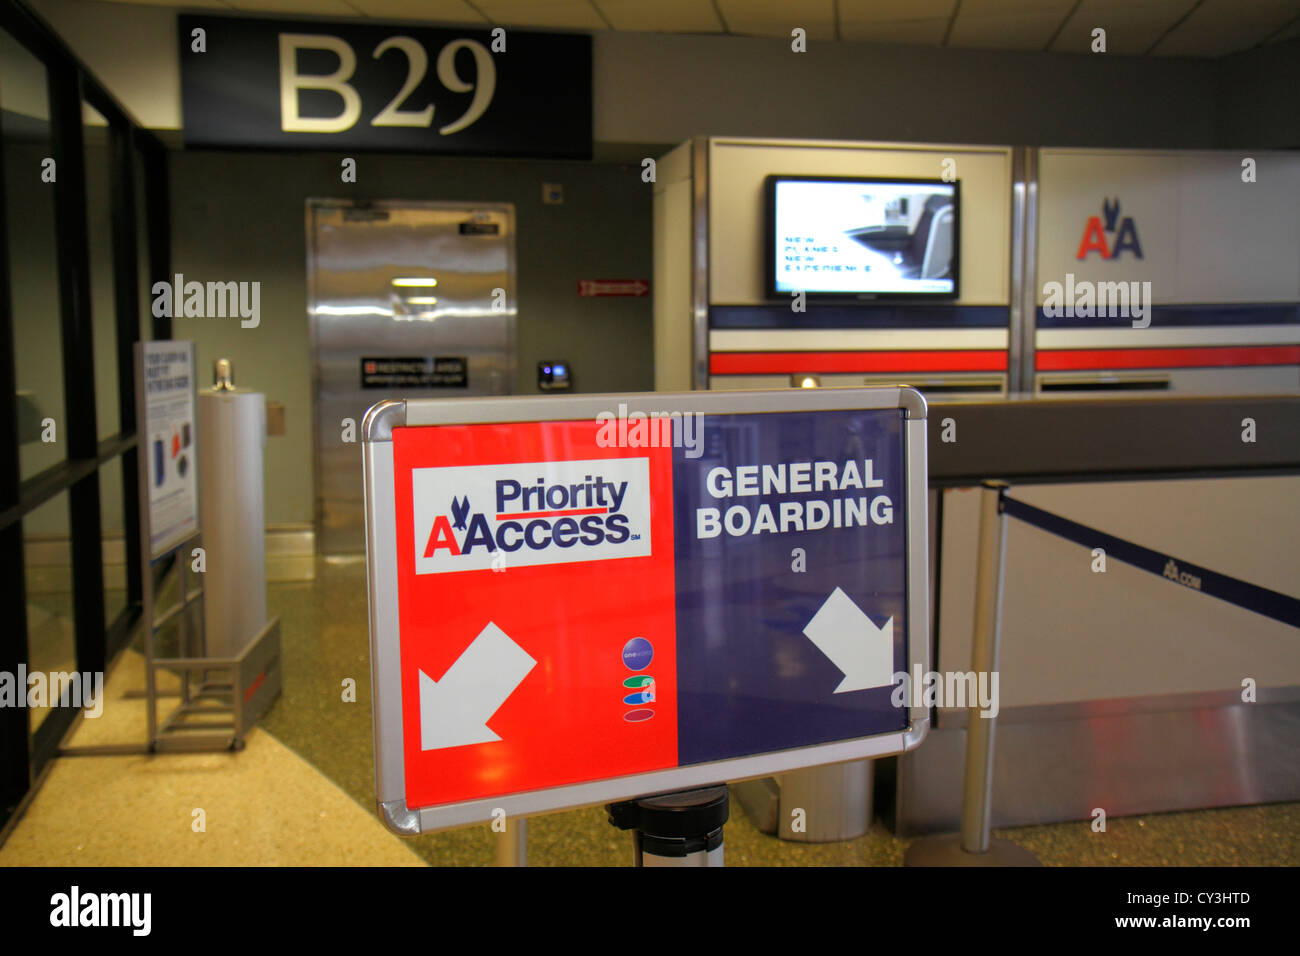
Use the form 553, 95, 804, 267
651, 141, 693, 393
1216, 37, 1300, 148
1036, 149, 1300, 305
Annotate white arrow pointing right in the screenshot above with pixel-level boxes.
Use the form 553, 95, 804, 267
419, 621, 536, 751
802, 587, 895, 693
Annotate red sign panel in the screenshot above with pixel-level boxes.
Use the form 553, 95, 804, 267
392, 421, 678, 810
577, 279, 649, 297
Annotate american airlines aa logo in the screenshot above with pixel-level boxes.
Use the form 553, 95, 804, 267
413, 458, 652, 574
1076, 197, 1143, 261
449, 496, 471, 530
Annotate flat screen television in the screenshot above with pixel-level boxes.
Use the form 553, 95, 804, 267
765, 175, 960, 301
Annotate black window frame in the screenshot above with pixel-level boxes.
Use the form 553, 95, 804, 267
0, 0, 171, 829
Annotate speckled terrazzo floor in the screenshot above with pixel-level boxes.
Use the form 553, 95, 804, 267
255, 557, 1300, 867
4, 556, 1297, 866
0, 647, 423, 867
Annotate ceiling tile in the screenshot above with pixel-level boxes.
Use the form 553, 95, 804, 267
948, 15, 1067, 50
227, 0, 361, 15
716, 0, 838, 41
86, 0, 228, 7
838, 0, 953, 44
839, 0, 955, 22
1049, 0, 1197, 56
840, 18, 951, 44
346, 0, 486, 23
473, 0, 608, 30
1154, 0, 1300, 56
948, 0, 1078, 50
595, 0, 725, 33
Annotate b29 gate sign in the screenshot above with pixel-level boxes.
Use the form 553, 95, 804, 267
363, 388, 929, 833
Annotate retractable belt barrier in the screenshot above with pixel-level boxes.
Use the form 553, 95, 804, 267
999, 494, 1300, 630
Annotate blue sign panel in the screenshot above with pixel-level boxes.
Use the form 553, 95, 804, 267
671, 409, 909, 766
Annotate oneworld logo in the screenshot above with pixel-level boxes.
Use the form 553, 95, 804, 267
413, 458, 651, 574
1076, 197, 1143, 260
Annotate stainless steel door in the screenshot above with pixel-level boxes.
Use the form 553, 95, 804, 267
308, 200, 516, 554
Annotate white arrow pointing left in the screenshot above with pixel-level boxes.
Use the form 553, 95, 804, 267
419, 621, 536, 751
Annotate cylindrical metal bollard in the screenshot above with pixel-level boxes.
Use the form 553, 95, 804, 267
960, 483, 1007, 854
607, 787, 729, 867
495, 818, 526, 867
198, 358, 268, 658
777, 760, 873, 842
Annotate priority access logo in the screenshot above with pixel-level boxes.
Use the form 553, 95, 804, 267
412, 458, 652, 574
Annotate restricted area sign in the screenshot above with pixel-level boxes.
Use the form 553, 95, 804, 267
577, 278, 649, 297
363, 388, 929, 833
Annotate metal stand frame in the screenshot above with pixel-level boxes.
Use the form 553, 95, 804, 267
905, 483, 1040, 866
144, 529, 226, 750
607, 786, 729, 867
495, 818, 527, 867
733, 760, 874, 842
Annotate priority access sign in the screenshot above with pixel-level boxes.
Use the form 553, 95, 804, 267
363, 388, 929, 834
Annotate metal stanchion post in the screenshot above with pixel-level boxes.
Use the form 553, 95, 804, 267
495, 818, 527, 867
777, 760, 873, 842
607, 787, 729, 867
905, 483, 1039, 866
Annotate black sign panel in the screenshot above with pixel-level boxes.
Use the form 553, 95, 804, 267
179, 15, 591, 158
361, 357, 468, 389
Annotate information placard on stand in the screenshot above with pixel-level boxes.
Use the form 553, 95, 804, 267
364, 387, 930, 834
128, 341, 280, 752
140, 341, 200, 559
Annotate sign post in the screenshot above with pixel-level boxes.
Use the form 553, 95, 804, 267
363, 387, 930, 857
136, 340, 203, 747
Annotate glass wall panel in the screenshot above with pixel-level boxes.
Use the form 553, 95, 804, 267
84, 100, 120, 441
0, 30, 64, 480
22, 490, 75, 734
134, 144, 153, 341
99, 455, 127, 625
